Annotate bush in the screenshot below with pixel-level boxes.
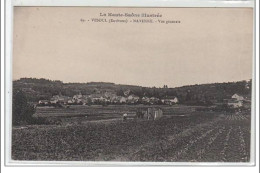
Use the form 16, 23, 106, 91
13, 90, 36, 125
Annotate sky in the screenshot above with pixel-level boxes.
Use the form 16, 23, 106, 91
13, 7, 253, 87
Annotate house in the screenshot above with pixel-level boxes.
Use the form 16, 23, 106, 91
224, 94, 244, 108
68, 95, 90, 104
120, 96, 127, 103
38, 100, 50, 105
103, 92, 117, 103
81, 98, 90, 105
100, 96, 108, 103
141, 96, 150, 104
73, 93, 83, 100
89, 94, 102, 103
127, 95, 140, 104
110, 95, 119, 104
227, 99, 243, 108
50, 98, 58, 104
67, 99, 75, 104
118, 96, 127, 103
171, 97, 179, 103
143, 107, 163, 120
162, 97, 178, 105
231, 94, 244, 101
52, 95, 70, 104
149, 97, 160, 104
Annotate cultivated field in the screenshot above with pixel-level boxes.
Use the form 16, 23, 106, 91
12, 105, 251, 162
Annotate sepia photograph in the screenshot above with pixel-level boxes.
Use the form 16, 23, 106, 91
11, 7, 254, 163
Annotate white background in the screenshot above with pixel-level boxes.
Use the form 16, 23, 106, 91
12, 0, 255, 7
1, 0, 259, 172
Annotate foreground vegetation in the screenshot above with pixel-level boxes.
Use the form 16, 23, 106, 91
12, 108, 250, 162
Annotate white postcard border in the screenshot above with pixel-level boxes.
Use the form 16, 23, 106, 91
4, 0, 257, 167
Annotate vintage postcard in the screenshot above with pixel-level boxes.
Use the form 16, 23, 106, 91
11, 7, 254, 164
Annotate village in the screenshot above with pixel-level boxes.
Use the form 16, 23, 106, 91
38, 89, 250, 109
38, 90, 179, 106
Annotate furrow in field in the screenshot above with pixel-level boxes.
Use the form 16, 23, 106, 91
219, 126, 232, 162
174, 125, 226, 162
224, 126, 247, 162
169, 127, 216, 161
127, 117, 222, 161
238, 126, 249, 162
224, 113, 249, 121
192, 126, 226, 162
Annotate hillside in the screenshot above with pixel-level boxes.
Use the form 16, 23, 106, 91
13, 78, 252, 104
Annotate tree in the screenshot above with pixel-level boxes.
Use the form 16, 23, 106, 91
163, 85, 168, 88
116, 88, 124, 96
185, 90, 192, 101
12, 90, 36, 125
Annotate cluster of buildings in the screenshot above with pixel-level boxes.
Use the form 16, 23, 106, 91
38, 91, 249, 109
225, 94, 250, 108
38, 92, 179, 106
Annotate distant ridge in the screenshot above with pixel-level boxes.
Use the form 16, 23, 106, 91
13, 78, 252, 104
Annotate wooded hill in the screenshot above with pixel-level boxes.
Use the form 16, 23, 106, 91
13, 78, 252, 105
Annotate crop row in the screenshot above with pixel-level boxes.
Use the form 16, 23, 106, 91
220, 127, 232, 161
12, 111, 251, 162
225, 114, 248, 121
